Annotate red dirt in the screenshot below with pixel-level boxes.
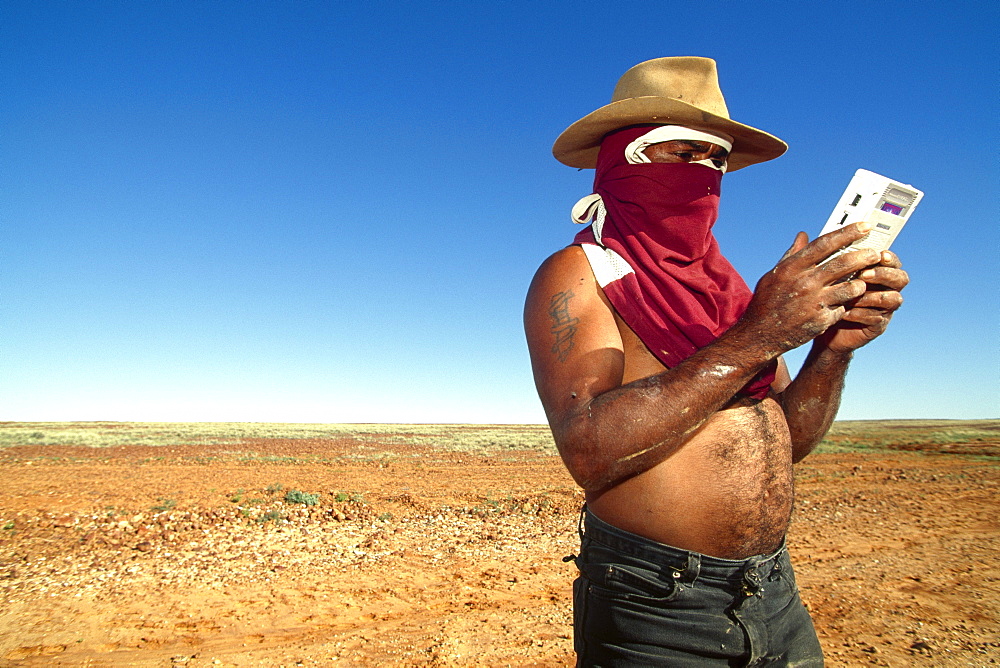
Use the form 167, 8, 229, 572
1, 436, 998, 666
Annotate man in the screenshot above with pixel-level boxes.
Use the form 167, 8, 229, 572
523, 57, 909, 666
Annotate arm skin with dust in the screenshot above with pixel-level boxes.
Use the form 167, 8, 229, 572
554, 326, 789, 491
525, 222, 902, 492
779, 344, 853, 463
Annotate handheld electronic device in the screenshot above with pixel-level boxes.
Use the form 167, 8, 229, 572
819, 169, 923, 262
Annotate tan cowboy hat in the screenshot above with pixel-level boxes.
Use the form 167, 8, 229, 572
552, 57, 787, 171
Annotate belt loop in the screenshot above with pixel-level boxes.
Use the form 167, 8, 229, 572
684, 552, 701, 583
672, 552, 701, 584
769, 551, 784, 580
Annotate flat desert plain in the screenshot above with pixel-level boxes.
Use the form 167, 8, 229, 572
0, 420, 997, 667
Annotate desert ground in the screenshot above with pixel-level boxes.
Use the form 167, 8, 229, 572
0, 420, 997, 667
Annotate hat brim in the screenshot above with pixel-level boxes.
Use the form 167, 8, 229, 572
552, 96, 787, 171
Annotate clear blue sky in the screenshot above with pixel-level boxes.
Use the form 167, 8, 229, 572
3, 1, 997, 423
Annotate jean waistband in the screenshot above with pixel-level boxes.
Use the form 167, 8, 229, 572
581, 506, 787, 590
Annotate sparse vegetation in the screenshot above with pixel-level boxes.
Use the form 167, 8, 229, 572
284, 489, 319, 506
0, 421, 558, 453
150, 498, 177, 512
256, 510, 284, 524
815, 419, 999, 455
5, 420, 995, 458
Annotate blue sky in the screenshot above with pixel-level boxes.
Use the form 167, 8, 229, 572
3, 0, 997, 423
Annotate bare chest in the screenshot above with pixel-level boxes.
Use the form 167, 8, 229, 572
592, 313, 795, 556
590, 400, 795, 557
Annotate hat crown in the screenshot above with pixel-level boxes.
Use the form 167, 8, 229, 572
611, 57, 730, 121
552, 56, 786, 170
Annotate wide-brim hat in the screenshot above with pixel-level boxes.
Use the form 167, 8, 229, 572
553, 57, 787, 171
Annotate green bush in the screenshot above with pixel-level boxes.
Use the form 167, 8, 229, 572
284, 489, 319, 506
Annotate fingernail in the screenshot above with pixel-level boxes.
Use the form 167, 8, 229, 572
858, 221, 875, 232
861, 269, 876, 279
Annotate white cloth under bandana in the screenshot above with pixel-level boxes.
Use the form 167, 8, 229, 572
624, 125, 733, 172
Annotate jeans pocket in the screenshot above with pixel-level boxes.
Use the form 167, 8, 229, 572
587, 562, 681, 604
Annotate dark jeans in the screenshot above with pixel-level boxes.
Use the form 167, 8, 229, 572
573, 508, 823, 667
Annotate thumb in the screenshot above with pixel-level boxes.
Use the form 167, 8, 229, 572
781, 231, 810, 261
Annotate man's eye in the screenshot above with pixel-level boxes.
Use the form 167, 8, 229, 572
675, 152, 693, 161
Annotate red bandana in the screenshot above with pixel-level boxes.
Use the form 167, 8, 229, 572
573, 126, 776, 399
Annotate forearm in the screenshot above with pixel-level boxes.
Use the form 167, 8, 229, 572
780, 341, 853, 462
554, 324, 775, 491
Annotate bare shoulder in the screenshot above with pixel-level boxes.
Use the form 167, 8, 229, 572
526, 245, 593, 293
525, 246, 605, 330
524, 246, 618, 364
524, 246, 624, 429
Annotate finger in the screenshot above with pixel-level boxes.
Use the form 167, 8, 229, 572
792, 222, 875, 267
858, 267, 910, 291
878, 251, 902, 268
851, 290, 904, 311
818, 248, 882, 283
823, 278, 868, 307
840, 307, 893, 328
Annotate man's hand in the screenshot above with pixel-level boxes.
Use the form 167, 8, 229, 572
817, 249, 908, 353
735, 222, 905, 356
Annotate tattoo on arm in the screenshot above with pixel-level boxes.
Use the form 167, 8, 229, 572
548, 290, 579, 362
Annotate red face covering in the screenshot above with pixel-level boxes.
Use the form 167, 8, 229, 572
573, 126, 776, 399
